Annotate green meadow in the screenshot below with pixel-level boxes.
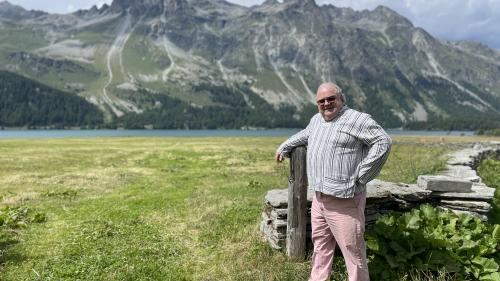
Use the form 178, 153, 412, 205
0, 136, 496, 280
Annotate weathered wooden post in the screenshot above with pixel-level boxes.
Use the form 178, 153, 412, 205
286, 146, 308, 260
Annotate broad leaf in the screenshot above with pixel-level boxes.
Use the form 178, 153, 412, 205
480, 272, 500, 281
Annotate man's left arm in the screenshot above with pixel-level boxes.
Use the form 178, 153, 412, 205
356, 117, 392, 185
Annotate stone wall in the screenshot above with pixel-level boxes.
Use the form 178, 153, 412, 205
260, 142, 499, 250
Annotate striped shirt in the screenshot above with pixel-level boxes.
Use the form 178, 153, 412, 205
277, 106, 392, 198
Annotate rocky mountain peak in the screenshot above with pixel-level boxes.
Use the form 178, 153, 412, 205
252, 0, 318, 15
283, 0, 318, 9
188, 0, 246, 19
89, 5, 99, 13
371, 5, 413, 27
110, 0, 189, 16
0, 1, 46, 20
261, 0, 279, 5
284, 0, 316, 4
0, 1, 12, 8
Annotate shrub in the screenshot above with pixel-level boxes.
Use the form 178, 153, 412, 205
366, 204, 500, 281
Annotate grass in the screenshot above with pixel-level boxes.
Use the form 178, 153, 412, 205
122, 27, 169, 75
379, 143, 449, 183
477, 158, 500, 224
0, 26, 48, 54
399, 268, 460, 281
0, 136, 478, 280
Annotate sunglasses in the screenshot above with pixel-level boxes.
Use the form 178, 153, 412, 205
316, 95, 337, 105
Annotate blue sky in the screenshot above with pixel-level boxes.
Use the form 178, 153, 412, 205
5, 0, 500, 50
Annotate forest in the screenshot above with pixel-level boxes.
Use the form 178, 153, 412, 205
0, 71, 103, 128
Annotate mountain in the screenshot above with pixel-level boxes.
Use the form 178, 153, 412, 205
0, 1, 46, 20
0, 0, 499, 129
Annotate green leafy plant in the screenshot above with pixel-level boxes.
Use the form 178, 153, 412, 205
1, 206, 47, 260
477, 158, 500, 224
247, 179, 264, 189
366, 204, 500, 281
0, 206, 46, 228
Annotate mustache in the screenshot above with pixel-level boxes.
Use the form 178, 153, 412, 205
322, 105, 335, 110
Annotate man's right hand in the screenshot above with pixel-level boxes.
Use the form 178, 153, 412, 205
275, 152, 284, 163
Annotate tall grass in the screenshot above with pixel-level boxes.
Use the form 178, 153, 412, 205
0, 137, 456, 280
400, 268, 460, 281
477, 158, 500, 224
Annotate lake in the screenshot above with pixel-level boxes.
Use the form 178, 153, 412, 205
0, 129, 475, 139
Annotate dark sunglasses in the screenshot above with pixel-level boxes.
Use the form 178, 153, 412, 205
316, 95, 337, 105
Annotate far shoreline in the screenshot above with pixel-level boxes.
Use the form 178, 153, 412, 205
0, 128, 479, 139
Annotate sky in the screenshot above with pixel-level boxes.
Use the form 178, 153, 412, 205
5, 0, 500, 50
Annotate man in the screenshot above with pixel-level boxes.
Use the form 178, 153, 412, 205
275, 82, 391, 281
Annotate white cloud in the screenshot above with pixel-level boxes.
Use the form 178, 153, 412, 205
66, 4, 76, 13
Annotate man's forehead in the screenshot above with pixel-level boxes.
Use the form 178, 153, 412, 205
316, 87, 340, 97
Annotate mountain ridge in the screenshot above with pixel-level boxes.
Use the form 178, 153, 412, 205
0, 1, 46, 20
0, 0, 499, 129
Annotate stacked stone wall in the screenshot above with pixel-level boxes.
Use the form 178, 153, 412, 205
260, 142, 500, 250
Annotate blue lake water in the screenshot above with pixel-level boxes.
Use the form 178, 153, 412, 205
0, 129, 475, 139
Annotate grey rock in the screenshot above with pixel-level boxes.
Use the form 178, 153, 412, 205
366, 181, 393, 199
367, 179, 431, 201
261, 211, 272, 225
260, 220, 286, 240
261, 211, 286, 231
270, 208, 288, 220
440, 200, 491, 211
417, 175, 472, 192
431, 184, 495, 202
260, 221, 284, 250
441, 165, 481, 183
265, 188, 314, 208
264, 189, 289, 208
447, 148, 491, 166
437, 207, 488, 221
272, 218, 287, 230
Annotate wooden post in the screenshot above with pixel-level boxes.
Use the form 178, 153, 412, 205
286, 146, 307, 260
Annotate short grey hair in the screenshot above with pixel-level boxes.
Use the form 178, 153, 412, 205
317, 82, 346, 102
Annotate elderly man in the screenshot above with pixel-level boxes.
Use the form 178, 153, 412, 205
275, 82, 392, 281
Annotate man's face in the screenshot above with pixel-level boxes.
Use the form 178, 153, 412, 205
316, 87, 345, 121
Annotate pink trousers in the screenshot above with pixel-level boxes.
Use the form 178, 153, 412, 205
309, 192, 369, 281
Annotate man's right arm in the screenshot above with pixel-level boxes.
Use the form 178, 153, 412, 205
275, 115, 315, 162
